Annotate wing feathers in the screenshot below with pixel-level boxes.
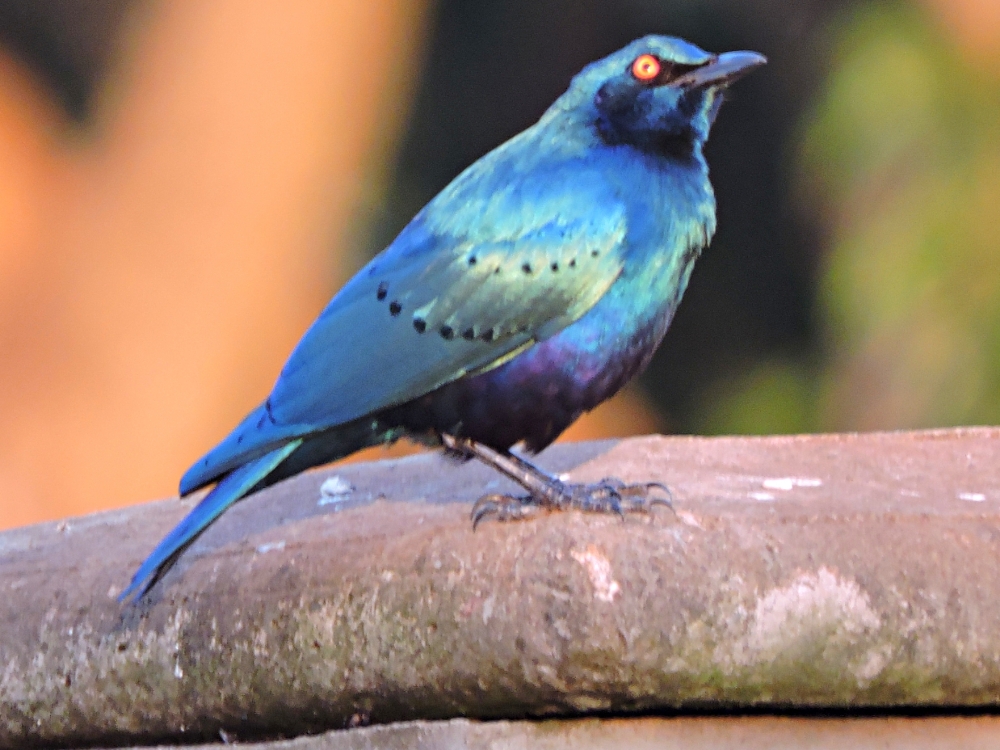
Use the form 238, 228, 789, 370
188, 159, 630, 476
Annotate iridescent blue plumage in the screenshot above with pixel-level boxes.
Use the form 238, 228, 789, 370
122, 36, 765, 602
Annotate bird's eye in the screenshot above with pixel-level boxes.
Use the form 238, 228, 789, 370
631, 54, 661, 82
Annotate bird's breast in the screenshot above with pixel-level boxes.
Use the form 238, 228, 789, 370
388, 226, 706, 454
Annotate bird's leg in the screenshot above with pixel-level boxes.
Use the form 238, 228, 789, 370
440, 434, 673, 527
440, 434, 565, 506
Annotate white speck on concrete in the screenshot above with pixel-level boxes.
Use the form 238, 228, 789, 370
675, 509, 704, 529
762, 477, 823, 491
482, 595, 495, 624
571, 545, 621, 603
958, 492, 986, 502
255, 540, 285, 554
855, 647, 889, 682
318, 476, 354, 505
899, 489, 921, 497
750, 492, 776, 502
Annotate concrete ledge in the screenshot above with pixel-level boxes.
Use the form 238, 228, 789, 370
95, 716, 1000, 750
2, 429, 1000, 747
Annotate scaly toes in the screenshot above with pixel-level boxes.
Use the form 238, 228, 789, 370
564, 481, 624, 517
612, 480, 675, 513
563, 478, 674, 516
471, 494, 540, 528
470, 479, 673, 528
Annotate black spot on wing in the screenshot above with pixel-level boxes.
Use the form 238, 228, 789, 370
257, 399, 278, 429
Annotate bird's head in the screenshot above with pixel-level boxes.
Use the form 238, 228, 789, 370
557, 35, 765, 158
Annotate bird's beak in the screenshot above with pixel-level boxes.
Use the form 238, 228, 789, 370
674, 50, 767, 90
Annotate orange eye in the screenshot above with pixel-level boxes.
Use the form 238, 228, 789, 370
631, 54, 661, 82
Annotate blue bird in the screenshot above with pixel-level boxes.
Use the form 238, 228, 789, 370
122, 36, 765, 602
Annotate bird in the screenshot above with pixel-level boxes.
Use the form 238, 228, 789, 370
121, 35, 765, 602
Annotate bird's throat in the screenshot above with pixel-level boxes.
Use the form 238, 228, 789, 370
595, 117, 699, 162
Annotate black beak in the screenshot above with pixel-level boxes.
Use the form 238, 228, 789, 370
675, 50, 767, 89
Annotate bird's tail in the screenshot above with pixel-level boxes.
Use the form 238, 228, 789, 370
119, 439, 302, 603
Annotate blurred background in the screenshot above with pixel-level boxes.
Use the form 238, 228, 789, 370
0, 0, 997, 529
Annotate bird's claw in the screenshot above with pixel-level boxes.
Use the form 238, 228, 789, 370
471, 477, 674, 527
613, 480, 675, 513
471, 494, 539, 528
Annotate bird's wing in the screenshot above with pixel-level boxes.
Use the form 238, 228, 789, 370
275, 169, 627, 425
183, 162, 627, 490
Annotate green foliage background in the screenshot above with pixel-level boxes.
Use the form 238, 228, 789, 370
700, 2, 1000, 434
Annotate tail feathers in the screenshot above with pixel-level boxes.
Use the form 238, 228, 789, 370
179, 403, 311, 497
120, 439, 302, 603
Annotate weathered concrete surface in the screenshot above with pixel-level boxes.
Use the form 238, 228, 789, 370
95, 716, 1000, 750
2, 429, 1000, 747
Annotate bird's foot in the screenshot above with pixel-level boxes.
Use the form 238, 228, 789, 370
560, 477, 674, 514
470, 494, 541, 525
439, 434, 672, 528
471, 477, 673, 528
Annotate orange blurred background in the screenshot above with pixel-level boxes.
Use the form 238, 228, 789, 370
2, 0, 997, 530
0, 0, 659, 529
